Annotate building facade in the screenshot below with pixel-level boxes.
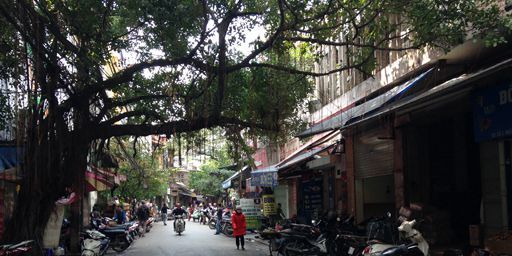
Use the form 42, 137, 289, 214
250, 2, 512, 252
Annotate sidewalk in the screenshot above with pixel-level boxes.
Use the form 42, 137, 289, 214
245, 231, 270, 247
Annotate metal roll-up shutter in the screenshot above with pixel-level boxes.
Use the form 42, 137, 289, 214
354, 129, 394, 178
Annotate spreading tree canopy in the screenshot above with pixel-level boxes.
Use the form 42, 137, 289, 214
0, 0, 510, 251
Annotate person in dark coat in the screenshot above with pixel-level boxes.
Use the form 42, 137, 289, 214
231, 206, 247, 250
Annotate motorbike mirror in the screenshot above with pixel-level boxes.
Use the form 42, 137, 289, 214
311, 220, 316, 225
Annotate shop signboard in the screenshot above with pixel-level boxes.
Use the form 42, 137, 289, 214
251, 166, 278, 187
262, 194, 276, 216
473, 82, 512, 142
302, 178, 323, 222
238, 198, 262, 230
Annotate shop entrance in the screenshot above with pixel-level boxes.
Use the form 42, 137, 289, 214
403, 112, 481, 246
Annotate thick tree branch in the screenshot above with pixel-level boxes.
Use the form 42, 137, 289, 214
283, 35, 421, 51
93, 116, 276, 139
238, 50, 375, 77
227, 0, 287, 73
30, 1, 81, 55
101, 110, 166, 126
95, 94, 170, 121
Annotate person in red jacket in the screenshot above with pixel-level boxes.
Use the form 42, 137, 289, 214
231, 206, 247, 250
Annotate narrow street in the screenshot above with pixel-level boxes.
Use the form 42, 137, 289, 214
114, 220, 269, 256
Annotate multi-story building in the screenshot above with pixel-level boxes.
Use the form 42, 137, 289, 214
250, 2, 512, 253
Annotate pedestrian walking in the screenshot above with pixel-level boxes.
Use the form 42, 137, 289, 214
161, 203, 169, 226
187, 204, 194, 221
231, 206, 247, 250
136, 201, 150, 237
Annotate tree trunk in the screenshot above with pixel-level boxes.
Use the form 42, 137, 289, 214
5, 129, 90, 254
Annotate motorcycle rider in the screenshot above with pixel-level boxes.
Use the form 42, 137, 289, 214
172, 203, 187, 229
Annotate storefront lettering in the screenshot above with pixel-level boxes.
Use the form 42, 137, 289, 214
499, 87, 512, 105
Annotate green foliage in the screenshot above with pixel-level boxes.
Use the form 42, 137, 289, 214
2, 0, 511, 248
0, 93, 12, 131
116, 165, 172, 200
189, 159, 235, 197
110, 138, 173, 199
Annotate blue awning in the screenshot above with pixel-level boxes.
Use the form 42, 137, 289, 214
297, 68, 434, 138
250, 165, 278, 187
278, 143, 336, 171
343, 58, 512, 132
221, 166, 249, 189
0, 146, 21, 172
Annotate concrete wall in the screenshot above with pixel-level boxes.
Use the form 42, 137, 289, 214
309, 48, 443, 125
274, 185, 289, 218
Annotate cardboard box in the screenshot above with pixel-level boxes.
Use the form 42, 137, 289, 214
469, 225, 481, 246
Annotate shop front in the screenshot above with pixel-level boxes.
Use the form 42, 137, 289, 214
277, 141, 339, 223
339, 58, 512, 252
352, 127, 395, 221
472, 74, 512, 252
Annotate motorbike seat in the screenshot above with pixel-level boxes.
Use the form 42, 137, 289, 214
381, 245, 408, 256
99, 228, 126, 235
367, 239, 385, 245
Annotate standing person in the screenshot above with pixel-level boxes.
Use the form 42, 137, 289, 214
231, 206, 247, 250
187, 204, 194, 221
136, 201, 150, 237
214, 204, 223, 235
161, 203, 169, 226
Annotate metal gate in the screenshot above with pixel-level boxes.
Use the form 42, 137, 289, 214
354, 129, 394, 178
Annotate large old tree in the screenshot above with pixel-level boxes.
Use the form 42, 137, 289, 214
0, 0, 509, 251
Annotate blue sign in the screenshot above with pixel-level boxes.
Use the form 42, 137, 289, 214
251, 168, 278, 187
473, 82, 512, 142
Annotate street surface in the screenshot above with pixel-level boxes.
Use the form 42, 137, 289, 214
112, 220, 269, 256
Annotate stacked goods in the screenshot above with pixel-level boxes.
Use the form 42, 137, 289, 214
486, 231, 512, 254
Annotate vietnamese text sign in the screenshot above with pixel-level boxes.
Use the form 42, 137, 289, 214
262, 195, 276, 216
473, 82, 512, 142
239, 198, 261, 230
251, 170, 278, 187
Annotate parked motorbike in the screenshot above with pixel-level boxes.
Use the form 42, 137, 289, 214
221, 215, 233, 236
362, 217, 428, 256
102, 217, 139, 242
145, 217, 154, 233
332, 216, 368, 256
208, 218, 217, 230
126, 221, 139, 242
90, 218, 131, 252
174, 214, 185, 235
81, 230, 110, 256
0, 240, 33, 256
282, 221, 329, 256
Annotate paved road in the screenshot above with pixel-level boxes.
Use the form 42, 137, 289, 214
113, 219, 269, 256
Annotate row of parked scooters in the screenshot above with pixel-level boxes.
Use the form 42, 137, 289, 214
265, 211, 429, 256
81, 216, 155, 255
